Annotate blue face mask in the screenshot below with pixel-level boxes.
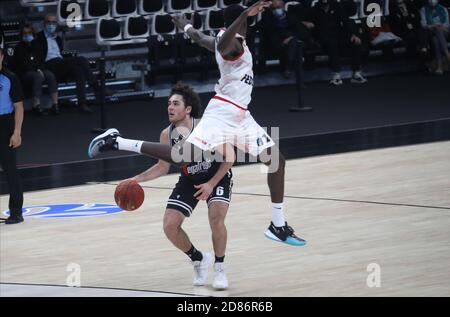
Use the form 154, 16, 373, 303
273, 8, 284, 17
23, 35, 34, 43
46, 24, 57, 34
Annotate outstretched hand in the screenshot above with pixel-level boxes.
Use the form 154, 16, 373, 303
245, 0, 271, 17
172, 14, 194, 31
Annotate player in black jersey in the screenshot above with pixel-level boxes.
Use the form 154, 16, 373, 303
125, 83, 233, 290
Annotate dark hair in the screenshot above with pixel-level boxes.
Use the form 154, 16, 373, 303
169, 82, 202, 118
20, 23, 35, 37
224, 4, 246, 27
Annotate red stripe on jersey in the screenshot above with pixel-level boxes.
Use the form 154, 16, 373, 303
212, 96, 247, 111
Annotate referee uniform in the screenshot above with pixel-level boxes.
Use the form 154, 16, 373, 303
0, 47, 25, 224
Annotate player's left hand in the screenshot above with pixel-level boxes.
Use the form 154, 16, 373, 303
172, 14, 193, 31
194, 182, 214, 201
245, 0, 271, 17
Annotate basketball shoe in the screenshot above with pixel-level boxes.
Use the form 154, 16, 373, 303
264, 222, 306, 246
212, 262, 228, 290
192, 252, 212, 286
88, 128, 120, 158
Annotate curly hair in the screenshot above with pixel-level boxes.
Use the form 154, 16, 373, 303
169, 82, 203, 118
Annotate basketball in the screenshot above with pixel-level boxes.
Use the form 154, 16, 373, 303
114, 179, 145, 211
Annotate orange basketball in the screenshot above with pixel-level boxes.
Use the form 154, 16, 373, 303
114, 179, 145, 211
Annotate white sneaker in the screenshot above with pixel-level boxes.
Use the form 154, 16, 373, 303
192, 252, 212, 286
351, 71, 368, 84
213, 262, 228, 290
330, 72, 343, 85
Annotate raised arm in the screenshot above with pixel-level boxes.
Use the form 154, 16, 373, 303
217, 0, 271, 58
172, 15, 216, 53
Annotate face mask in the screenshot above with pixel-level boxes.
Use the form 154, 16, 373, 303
23, 35, 34, 43
429, 0, 438, 6
46, 24, 57, 34
273, 8, 284, 17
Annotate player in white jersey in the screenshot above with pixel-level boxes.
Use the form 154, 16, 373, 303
88, 1, 305, 246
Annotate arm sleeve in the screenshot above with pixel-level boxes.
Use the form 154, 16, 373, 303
9, 73, 24, 103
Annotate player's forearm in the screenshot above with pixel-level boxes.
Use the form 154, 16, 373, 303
208, 147, 235, 187
208, 161, 234, 188
134, 163, 169, 183
217, 10, 249, 53
13, 102, 24, 135
186, 28, 215, 52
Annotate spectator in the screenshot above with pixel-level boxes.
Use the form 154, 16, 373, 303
389, 0, 423, 55
420, 0, 450, 74
13, 24, 59, 116
259, 0, 315, 78
306, 0, 367, 85
34, 14, 102, 113
0, 46, 25, 225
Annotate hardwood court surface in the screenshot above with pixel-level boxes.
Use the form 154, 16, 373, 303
1, 141, 449, 296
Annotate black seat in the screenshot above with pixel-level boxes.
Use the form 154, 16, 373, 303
86, 0, 110, 19
206, 9, 224, 32
193, 0, 218, 11
96, 18, 122, 45
126, 16, 149, 38
167, 0, 192, 13
139, 0, 164, 15
113, 0, 137, 17
153, 14, 176, 35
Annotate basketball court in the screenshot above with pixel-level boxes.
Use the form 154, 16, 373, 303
2, 141, 449, 297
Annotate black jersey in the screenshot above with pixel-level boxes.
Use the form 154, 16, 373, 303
168, 118, 222, 184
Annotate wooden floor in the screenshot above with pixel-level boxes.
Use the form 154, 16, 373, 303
1, 141, 450, 297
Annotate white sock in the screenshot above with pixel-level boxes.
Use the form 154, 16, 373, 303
272, 203, 286, 227
117, 137, 143, 153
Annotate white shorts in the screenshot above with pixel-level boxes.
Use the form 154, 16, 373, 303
186, 96, 275, 157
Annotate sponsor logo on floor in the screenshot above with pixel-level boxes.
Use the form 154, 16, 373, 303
2, 203, 124, 219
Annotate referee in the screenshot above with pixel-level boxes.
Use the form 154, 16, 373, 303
0, 45, 25, 225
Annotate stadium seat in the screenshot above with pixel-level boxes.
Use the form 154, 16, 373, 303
152, 14, 176, 36
204, 9, 224, 33
285, 1, 300, 12
219, 0, 243, 8
124, 16, 150, 41
85, 0, 110, 20
19, 0, 58, 7
112, 0, 137, 18
96, 17, 123, 45
193, 0, 218, 11
166, 0, 192, 14
138, 0, 165, 16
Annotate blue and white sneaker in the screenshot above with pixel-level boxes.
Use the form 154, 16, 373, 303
264, 222, 306, 246
88, 128, 120, 158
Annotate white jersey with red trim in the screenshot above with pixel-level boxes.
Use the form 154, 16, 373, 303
214, 29, 254, 108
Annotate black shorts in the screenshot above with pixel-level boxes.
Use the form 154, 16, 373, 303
166, 171, 233, 217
